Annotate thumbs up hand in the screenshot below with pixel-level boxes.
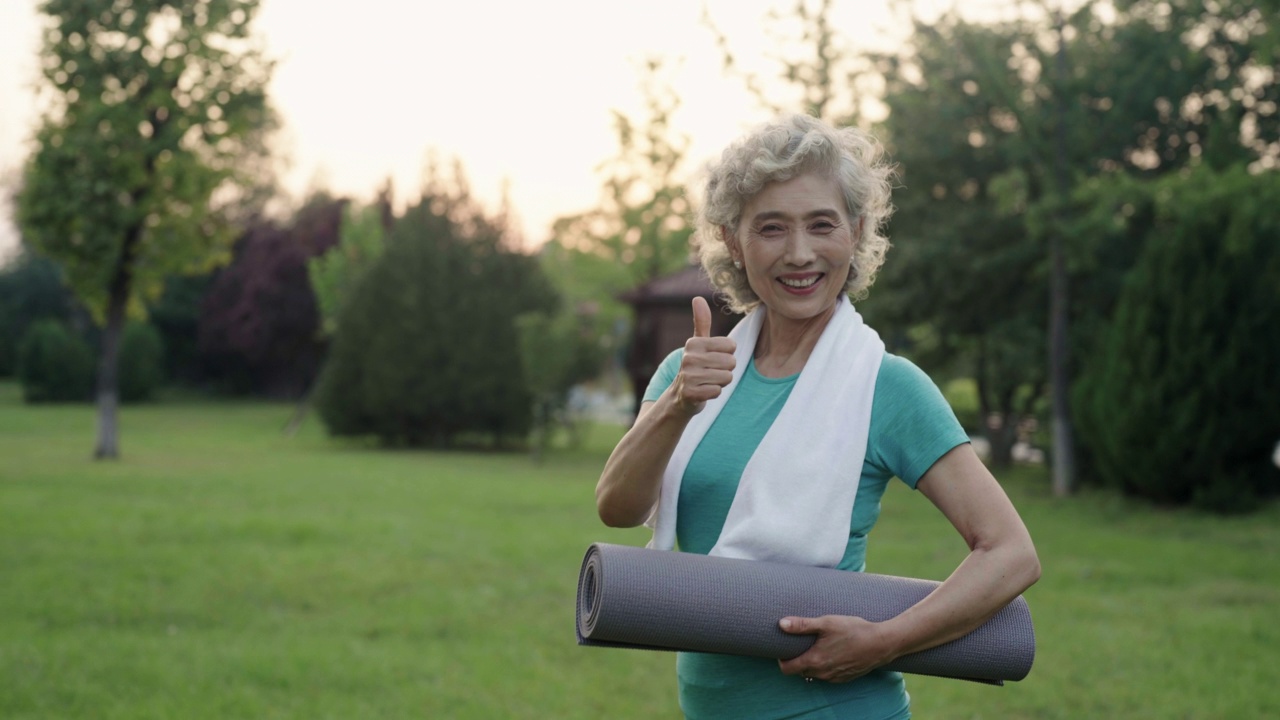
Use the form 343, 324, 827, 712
671, 296, 737, 416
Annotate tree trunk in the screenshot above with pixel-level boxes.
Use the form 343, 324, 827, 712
283, 383, 314, 437
94, 290, 128, 459
94, 218, 142, 460
986, 412, 1018, 469
1050, 13, 1076, 496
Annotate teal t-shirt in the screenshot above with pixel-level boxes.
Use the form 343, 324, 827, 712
643, 349, 969, 720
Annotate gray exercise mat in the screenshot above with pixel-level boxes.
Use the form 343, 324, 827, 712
576, 543, 1035, 684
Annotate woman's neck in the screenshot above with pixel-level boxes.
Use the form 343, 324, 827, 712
752, 302, 839, 378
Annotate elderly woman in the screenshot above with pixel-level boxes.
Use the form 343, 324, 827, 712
595, 113, 1040, 720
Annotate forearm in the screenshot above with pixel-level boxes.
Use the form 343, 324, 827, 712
881, 536, 1040, 659
777, 535, 1038, 683
595, 391, 692, 527
877, 445, 1041, 659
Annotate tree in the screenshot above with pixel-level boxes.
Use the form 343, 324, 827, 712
516, 308, 606, 460
868, 1, 1278, 476
703, 0, 877, 125
291, 189, 390, 434
146, 273, 214, 386
539, 59, 697, 412
704, 1, 1050, 465
867, 14, 1060, 469
117, 321, 166, 402
315, 173, 558, 447
0, 250, 79, 377
307, 190, 390, 338
17, 0, 275, 458
198, 193, 341, 398
702, 0, 1277, 483
549, 58, 695, 288
17, 319, 95, 403
1072, 165, 1280, 512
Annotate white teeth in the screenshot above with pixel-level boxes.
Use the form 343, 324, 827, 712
780, 276, 820, 288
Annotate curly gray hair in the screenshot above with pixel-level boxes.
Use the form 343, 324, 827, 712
694, 113, 896, 313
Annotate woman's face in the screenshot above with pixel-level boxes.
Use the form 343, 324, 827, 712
728, 172, 860, 324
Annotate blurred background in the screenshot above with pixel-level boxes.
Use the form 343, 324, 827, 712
1, 0, 1277, 717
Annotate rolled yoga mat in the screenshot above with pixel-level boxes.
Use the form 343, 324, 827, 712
576, 542, 1035, 684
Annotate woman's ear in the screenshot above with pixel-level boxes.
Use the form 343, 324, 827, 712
721, 225, 741, 263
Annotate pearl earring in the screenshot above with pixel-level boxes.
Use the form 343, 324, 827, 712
734, 260, 742, 269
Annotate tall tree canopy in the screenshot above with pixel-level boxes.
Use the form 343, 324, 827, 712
706, 0, 1277, 493
868, 0, 1277, 474
17, 0, 275, 458
549, 58, 695, 289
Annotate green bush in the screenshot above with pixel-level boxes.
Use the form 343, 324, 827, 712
0, 253, 74, 377
119, 322, 166, 403
17, 320, 95, 403
940, 377, 981, 434
315, 189, 557, 447
1073, 166, 1280, 513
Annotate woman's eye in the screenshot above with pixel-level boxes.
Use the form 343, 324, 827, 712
812, 221, 836, 232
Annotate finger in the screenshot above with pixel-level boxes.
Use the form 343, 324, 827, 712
702, 337, 737, 357
779, 617, 821, 635
683, 350, 736, 374
682, 376, 731, 402
777, 653, 818, 678
691, 296, 712, 339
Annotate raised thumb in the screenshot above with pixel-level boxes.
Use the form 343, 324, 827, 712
691, 296, 712, 339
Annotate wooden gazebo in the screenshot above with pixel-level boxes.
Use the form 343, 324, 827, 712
619, 264, 742, 417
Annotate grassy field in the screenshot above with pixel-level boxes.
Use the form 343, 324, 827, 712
1, 382, 1278, 719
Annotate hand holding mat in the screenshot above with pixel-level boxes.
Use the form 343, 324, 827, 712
576, 543, 1035, 684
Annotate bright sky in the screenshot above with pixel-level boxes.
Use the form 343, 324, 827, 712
0, 0, 978, 262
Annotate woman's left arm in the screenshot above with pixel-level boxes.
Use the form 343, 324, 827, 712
778, 443, 1041, 683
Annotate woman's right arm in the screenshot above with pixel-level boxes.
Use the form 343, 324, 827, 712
595, 297, 737, 527
594, 395, 692, 527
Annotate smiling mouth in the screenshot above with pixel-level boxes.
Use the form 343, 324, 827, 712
779, 274, 822, 289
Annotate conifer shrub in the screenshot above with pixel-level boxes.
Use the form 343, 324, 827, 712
1074, 166, 1280, 512
119, 322, 166, 403
0, 253, 74, 377
17, 320, 94, 403
315, 188, 557, 447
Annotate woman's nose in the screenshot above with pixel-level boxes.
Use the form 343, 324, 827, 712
783, 231, 817, 265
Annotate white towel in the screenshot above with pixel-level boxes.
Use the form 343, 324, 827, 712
650, 296, 884, 568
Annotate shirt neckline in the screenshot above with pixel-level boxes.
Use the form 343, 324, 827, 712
746, 356, 800, 384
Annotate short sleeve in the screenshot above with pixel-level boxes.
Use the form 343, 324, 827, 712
642, 348, 684, 403
866, 354, 971, 488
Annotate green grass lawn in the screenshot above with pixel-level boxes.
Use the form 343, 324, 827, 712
1, 382, 1277, 719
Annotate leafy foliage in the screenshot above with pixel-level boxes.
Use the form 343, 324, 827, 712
865, 1, 1278, 467
315, 180, 557, 447
118, 322, 166, 403
146, 273, 214, 386
517, 308, 606, 458
0, 252, 77, 377
18, 0, 276, 317
17, 320, 94, 403
198, 194, 342, 397
540, 59, 697, 409
16, 0, 276, 456
1073, 166, 1280, 512
307, 193, 389, 337
703, 0, 876, 124
549, 58, 694, 287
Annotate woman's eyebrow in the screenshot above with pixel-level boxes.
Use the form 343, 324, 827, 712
750, 208, 842, 223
